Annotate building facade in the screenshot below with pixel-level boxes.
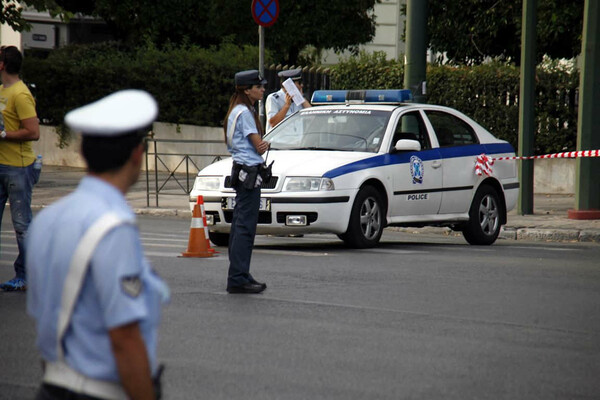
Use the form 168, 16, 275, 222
321, 0, 406, 64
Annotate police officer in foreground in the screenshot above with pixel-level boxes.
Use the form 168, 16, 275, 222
27, 90, 169, 399
265, 68, 311, 132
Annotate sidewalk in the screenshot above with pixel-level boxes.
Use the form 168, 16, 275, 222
32, 166, 600, 243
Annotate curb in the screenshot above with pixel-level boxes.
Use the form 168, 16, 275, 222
391, 226, 600, 243
32, 204, 192, 218
504, 228, 600, 243
132, 208, 191, 218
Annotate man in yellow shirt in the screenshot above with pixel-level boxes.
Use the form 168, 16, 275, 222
0, 45, 40, 291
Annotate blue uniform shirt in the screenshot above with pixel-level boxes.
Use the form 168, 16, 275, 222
226, 104, 264, 166
26, 176, 169, 381
265, 89, 305, 132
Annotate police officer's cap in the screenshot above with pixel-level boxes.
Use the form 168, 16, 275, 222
234, 70, 267, 86
65, 90, 158, 136
277, 68, 302, 81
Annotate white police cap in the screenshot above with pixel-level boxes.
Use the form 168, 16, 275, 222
65, 90, 158, 136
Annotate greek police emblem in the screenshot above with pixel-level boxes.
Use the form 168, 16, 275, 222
410, 156, 424, 184
121, 275, 143, 298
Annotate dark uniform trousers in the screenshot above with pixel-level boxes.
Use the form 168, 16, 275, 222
227, 182, 261, 288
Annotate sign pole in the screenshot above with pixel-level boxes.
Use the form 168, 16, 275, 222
251, 0, 279, 128
259, 25, 265, 126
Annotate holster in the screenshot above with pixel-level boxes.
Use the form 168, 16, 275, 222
230, 163, 242, 187
231, 162, 261, 189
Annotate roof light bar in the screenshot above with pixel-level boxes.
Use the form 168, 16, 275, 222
311, 89, 412, 105
310, 90, 347, 104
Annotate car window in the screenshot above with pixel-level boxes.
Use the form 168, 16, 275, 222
265, 109, 392, 153
390, 111, 431, 151
425, 110, 479, 147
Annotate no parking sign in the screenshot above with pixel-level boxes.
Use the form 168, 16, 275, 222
251, 0, 279, 27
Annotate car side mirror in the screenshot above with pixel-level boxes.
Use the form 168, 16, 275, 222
393, 139, 421, 152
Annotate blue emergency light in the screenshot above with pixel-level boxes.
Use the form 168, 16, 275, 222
311, 89, 412, 105
310, 90, 348, 104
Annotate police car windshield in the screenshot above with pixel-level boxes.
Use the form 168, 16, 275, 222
265, 109, 391, 153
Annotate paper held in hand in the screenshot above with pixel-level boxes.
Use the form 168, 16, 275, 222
282, 78, 305, 106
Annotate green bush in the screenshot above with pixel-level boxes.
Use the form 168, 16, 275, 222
23, 41, 268, 145
331, 51, 404, 89
331, 52, 579, 155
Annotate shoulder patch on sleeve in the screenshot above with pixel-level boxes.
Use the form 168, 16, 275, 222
121, 275, 143, 298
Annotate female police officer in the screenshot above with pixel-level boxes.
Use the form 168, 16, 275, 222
27, 90, 169, 399
224, 70, 269, 294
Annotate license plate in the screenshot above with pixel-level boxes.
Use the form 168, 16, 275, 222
222, 197, 270, 211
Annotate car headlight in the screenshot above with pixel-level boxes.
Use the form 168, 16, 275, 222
283, 177, 335, 191
193, 176, 221, 191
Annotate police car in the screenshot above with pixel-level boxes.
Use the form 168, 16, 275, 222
190, 89, 519, 248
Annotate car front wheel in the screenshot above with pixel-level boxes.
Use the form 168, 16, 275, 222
339, 186, 385, 248
462, 185, 502, 245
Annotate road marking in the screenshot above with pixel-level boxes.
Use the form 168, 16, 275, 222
361, 248, 428, 255
508, 245, 578, 252
140, 232, 189, 239
144, 251, 223, 259
143, 242, 188, 249
140, 237, 188, 243
144, 251, 182, 258
255, 249, 335, 257
438, 246, 493, 252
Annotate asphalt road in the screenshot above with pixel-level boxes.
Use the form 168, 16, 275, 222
1, 214, 599, 399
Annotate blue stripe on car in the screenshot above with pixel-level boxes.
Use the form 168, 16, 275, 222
323, 142, 514, 179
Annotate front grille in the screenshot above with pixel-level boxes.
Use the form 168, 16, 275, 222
223, 210, 272, 224
224, 175, 278, 189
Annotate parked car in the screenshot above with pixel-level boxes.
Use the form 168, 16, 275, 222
190, 89, 519, 248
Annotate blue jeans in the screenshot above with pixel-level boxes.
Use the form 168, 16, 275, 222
227, 183, 261, 288
0, 163, 39, 280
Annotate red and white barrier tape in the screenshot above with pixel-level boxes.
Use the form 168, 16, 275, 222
475, 149, 600, 176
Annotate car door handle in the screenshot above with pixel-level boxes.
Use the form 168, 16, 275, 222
432, 161, 442, 169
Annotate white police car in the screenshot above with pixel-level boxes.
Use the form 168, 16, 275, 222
190, 89, 519, 248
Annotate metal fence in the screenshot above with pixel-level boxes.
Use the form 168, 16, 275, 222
144, 138, 228, 207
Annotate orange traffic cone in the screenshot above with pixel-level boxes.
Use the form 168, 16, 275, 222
181, 196, 216, 257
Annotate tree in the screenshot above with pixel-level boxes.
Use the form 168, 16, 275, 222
424, 0, 584, 64
1, 1, 72, 31
1, 2, 28, 31
46, 0, 377, 65
255, 0, 378, 65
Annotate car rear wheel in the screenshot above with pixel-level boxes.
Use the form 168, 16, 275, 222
339, 186, 385, 248
209, 231, 230, 247
462, 185, 502, 245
